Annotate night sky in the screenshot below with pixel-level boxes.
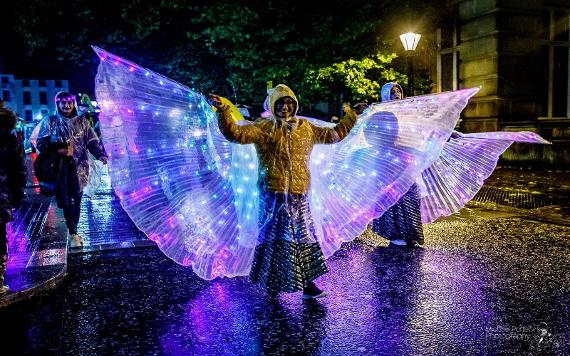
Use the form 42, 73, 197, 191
0, 0, 437, 98
1, 2, 99, 94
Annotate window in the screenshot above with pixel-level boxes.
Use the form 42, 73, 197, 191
552, 46, 568, 117
555, 11, 570, 41
24, 110, 33, 121
437, 21, 460, 92
541, 9, 570, 118
23, 91, 32, 105
440, 53, 455, 92
22, 79, 30, 87
41, 109, 49, 116
2, 91, 10, 101
54, 80, 62, 87
39, 91, 48, 105
38, 79, 47, 87
440, 23, 455, 49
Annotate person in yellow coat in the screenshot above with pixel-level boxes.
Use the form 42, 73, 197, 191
209, 85, 357, 299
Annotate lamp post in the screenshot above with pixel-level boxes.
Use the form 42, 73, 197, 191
399, 32, 421, 96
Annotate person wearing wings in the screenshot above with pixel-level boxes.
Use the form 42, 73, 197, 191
91, 47, 548, 300
209, 84, 357, 299
369, 82, 551, 247
370, 82, 425, 247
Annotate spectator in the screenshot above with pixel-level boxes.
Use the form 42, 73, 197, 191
36, 92, 107, 247
0, 107, 27, 294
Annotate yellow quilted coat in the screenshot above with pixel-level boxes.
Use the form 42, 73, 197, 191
218, 84, 357, 194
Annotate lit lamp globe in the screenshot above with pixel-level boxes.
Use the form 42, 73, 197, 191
399, 32, 421, 51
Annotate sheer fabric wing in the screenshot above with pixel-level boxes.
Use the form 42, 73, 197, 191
92, 47, 259, 279
308, 89, 479, 257
419, 131, 550, 223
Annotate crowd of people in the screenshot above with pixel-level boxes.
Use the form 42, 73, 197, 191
0, 92, 107, 294
0, 74, 546, 301
0, 82, 413, 298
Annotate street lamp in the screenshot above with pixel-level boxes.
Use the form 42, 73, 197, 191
400, 32, 421, 96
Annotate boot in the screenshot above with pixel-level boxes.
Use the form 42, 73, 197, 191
0, 254, 9, 294
69, 233, 84, 248
302, 281, 327, 300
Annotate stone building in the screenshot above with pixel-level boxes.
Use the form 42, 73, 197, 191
412, 0, 570, 166
0, 74, 69, 121
0, 73, 69, 149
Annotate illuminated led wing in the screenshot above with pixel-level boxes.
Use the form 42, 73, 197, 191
93, 46, 259, 279
308, 89, 479, 257
419, 131, 550, 223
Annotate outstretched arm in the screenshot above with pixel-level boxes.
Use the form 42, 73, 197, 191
210, 94, 266, 144
312, 103, 357, 144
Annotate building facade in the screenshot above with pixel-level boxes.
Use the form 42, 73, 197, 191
1, 73, 69, 150
0, 73, 69, 122
428, 0, 570, 167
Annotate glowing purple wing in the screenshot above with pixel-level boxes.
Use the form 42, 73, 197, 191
309, 89, 480, 257
419, 131, 550, 223
93, 46, 260, 279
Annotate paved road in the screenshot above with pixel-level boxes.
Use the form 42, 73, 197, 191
1, 204, 568, 354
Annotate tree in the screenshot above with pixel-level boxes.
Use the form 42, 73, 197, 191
8, 0, 441, 110
303, 51, 405, 103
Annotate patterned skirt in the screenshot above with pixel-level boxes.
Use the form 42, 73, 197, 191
371, 184, 424, 243
249, 191, 328, 293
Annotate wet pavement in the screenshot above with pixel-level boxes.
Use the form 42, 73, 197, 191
1, 164, 147, 307
1, 206, 569, 354
1, 188, 67, 307
73, 172, 150, 253
0, 167, 569, 354
476, 166, 570, 216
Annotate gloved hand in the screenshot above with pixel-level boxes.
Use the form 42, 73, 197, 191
353, 102, 369, 115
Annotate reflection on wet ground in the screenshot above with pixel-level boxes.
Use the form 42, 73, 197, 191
2, 165, 569, 351
75, 172, 149, 252
2, 189, 67, 307
1, 215, 568, 354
